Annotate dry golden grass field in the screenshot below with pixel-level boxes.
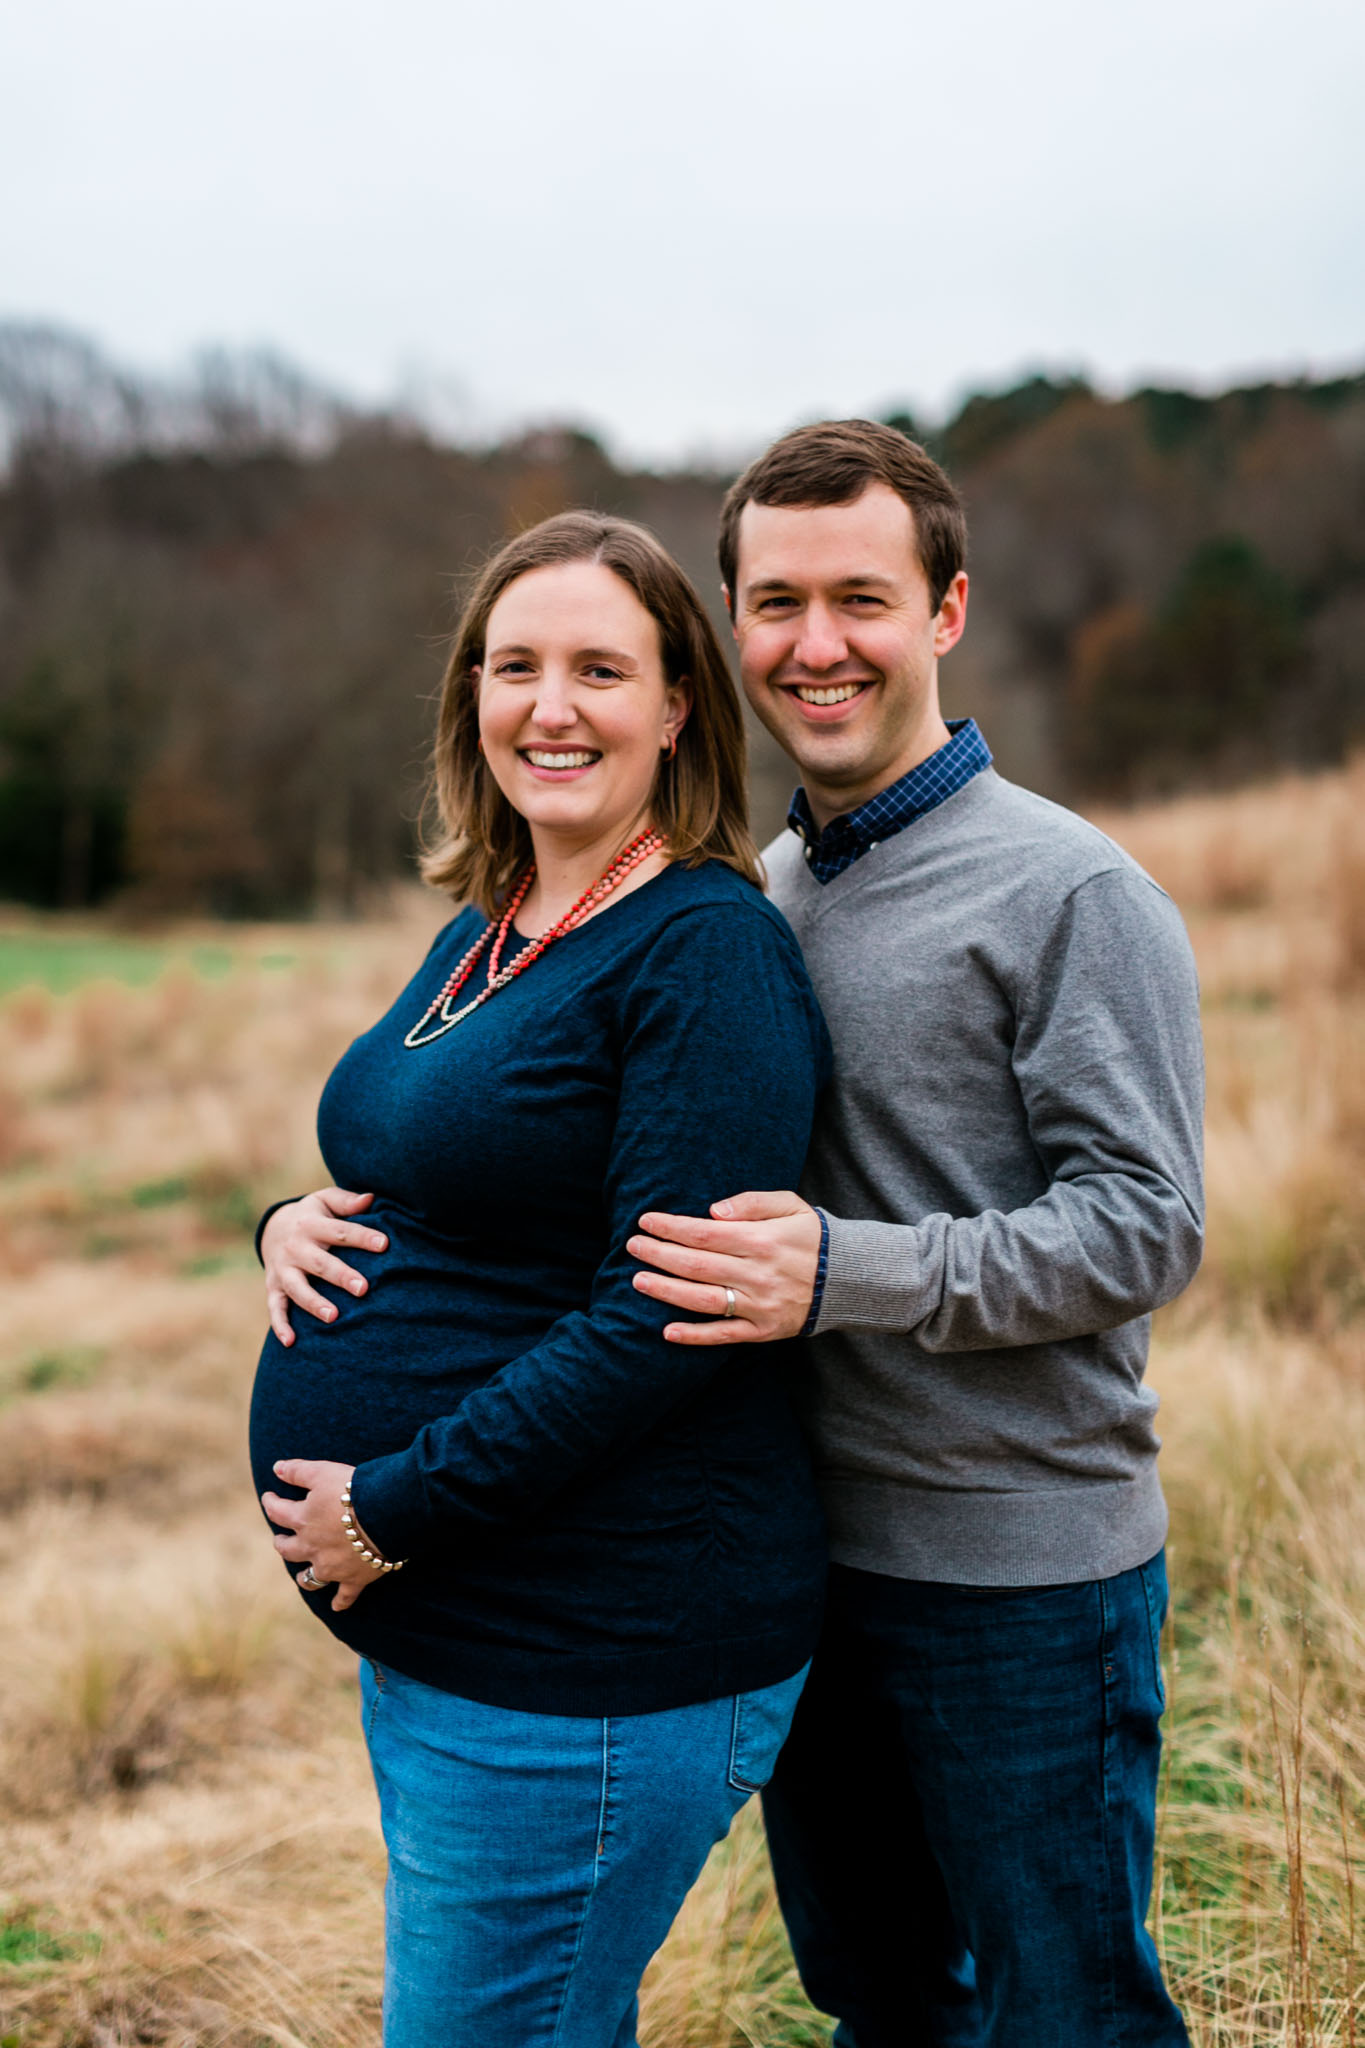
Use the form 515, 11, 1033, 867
1, 764, 1363, 2047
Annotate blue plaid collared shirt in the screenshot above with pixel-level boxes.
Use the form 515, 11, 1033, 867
787, 717, 993, 887
790, 717, 992, 1336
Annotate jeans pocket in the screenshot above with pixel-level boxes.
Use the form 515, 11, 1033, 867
1138, 1557, 1168, 1712
727, 1663, 810, 1795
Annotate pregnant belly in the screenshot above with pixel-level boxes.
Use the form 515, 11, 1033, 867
247, 1250, 574, 1504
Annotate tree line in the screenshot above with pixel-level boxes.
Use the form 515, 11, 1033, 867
1, 324, 1361, 914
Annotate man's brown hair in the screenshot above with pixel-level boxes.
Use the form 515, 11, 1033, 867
422, 511, 761, 913
718, 418, 967, 611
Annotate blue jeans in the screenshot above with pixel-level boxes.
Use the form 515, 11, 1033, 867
359, 1658, 808, 2048
762, 1554, 1187, 2047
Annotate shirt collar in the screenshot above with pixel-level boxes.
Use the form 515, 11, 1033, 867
787, 718, 992, 884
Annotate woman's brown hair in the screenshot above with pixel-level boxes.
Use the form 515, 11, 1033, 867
422, 512, 761, 912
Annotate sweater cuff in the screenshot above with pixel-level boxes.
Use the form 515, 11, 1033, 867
813, 1215, 939, 1336
348, 1450, 430, 1562
254, 1197, 302, 1266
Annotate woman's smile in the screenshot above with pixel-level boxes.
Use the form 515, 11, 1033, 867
518, 745, 603, 778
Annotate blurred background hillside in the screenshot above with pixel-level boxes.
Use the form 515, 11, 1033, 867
3, 322, 1363, 917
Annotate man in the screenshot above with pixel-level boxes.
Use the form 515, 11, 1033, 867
628, 419, 1203, 2045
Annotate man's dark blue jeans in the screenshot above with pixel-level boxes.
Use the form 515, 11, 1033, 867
762, 1551, 1188, 2047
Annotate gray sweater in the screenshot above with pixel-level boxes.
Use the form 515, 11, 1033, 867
766, 767, 1204, 1586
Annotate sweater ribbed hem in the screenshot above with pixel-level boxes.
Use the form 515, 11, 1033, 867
820, 1463, 1168, 1586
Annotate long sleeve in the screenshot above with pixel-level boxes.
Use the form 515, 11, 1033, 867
813, 868, 1204, 1350
349, 905, 828, 1557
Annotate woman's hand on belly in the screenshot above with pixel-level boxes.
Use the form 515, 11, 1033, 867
263, 1188, 389, 1345
262, 1458, 391, 1611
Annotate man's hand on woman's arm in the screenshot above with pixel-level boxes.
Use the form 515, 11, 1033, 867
262, 1188, 389, 1345
629, 1191, 822, 1345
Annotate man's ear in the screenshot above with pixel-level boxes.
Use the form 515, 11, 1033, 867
933, 573, 969, 658
721, 584, 736, 636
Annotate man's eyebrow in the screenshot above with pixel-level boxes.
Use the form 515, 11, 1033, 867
744, 571, 899, 594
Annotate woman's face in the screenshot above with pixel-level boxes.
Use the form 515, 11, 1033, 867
476, 561, 689, 854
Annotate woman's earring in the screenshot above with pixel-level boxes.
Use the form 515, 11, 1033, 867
477, 737, 485, 755
663, 732, 677, 760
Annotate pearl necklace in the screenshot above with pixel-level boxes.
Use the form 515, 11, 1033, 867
403, 828, 665, 1048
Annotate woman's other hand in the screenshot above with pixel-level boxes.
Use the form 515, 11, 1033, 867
262, 1188, 389, 1345
263, 1458, 381, 1612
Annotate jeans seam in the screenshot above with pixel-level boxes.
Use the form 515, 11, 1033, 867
547, 1717, 612, 2048
1140, 1561, 1167, 1710
1098, 1574, 1121, 2047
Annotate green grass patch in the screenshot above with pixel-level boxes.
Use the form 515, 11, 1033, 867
0, 931, 171, 994
199, 1180, 258, 1234
0, 1345, 106, 1403
19, 1345, 103, 1394
0, 1911, 100, 1970
81, 1230, 134, 1259
187, 944, 235, 979
130, 1174, 191, 1209
0, 929, 240, 995
1214, 987, 1278, 1012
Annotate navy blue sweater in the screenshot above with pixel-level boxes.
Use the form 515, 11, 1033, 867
249, 861, 831, 1716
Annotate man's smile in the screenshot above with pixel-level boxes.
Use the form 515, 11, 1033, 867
778, 679, 876, 721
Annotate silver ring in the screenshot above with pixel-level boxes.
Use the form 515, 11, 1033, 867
723, 1287, 737, 1319
297, 1566, 329, 1592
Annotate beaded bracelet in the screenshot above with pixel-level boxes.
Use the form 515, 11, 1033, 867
339, 1486, 408, 1574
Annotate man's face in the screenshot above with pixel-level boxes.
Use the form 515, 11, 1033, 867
730, 482, 967, 824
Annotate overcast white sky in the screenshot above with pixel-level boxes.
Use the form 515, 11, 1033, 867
4, 0, 1363, 462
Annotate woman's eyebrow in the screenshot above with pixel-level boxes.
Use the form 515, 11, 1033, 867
486, 643, 640, 664
576, 646, 639, 667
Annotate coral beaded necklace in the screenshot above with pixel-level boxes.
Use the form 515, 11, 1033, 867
403, 827, 665, 1048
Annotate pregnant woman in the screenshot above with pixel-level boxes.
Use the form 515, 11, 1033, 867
249, 511, 830, 2048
